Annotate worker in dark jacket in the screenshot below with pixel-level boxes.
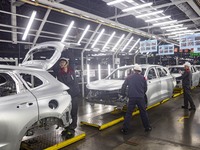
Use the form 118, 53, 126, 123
179, 62, 196, 111
57, 57, 80, 138
121, 64, 151, 134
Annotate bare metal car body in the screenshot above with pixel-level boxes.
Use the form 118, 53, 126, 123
0, 42, 72, 150
168, 65, 200, 88
86, 64, 176, 107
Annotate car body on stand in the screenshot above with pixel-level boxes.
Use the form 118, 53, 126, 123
86, 64, 176, 107
0, 42, 73, 150
168, 65, 200, 88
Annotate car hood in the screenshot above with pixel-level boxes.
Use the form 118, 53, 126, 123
86, 79, 124, 91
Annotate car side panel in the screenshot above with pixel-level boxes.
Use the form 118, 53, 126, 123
0, 91, 38, 150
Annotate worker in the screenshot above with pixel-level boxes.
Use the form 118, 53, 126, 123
57, 57, 80, 138
120, 64, 151, 134
179, 62, 196, 111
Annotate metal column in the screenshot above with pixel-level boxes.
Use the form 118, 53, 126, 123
81, 24, 102, 97
32, 9, 51, 47
11, 0, 17, 44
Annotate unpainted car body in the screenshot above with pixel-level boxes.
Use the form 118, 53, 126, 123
168, 65, 200, 88
0, 42, 72, 150
86, 64, 176, 107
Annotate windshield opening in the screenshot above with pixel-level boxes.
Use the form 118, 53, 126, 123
27, 46, 55, 61
169, 67, 184, 73
106, 67, 146, 80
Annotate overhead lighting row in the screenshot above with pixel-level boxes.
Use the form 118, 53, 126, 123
23, 10, 140, 53
106, 0, 192, 41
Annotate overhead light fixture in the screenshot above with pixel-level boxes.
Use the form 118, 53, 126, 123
122, 3, 153, 12
108, 64, 111, 76
107, 0, 126, 5
87, 64, 90, 84
153, 20, 177, 26
121, 36, 133, 52
61, 21, 74, 42
91, 29, 105, 48
136, 10, 163, 18
112, 34, 125, 51
117, 64, 120, 78
166, 27, 188, 32
22, 10, 37, 41
102, 32, 116, 50
161, 24, 183, 29
135, 50, 139, 53
129, 38, 140, 52
77, 25, 90, 44
165, 30, 194, 35
98, 64, 101, 80
145, 16, 171, 22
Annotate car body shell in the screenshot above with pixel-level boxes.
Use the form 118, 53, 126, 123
86, 64, 176, 107
0, 42, 72, 150
168, 65, 200, 88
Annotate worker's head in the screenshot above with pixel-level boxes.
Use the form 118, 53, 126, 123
59, 57, 69, 68
184, 61, 191, 70
134, 64, 142, 73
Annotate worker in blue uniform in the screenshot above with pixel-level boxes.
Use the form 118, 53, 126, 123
120, 64, 151, 134
179, 62, 196, 111
57, 57, 80, 138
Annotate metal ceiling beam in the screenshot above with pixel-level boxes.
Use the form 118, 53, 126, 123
108, 0, 190, 20
11, 0, 17, 44
19, 0, 178, 46
32, 9, 51, 47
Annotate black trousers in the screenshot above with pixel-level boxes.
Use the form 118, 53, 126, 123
183, 86, 195, 109
123, 97, 151, 130
68, 96, 79, 133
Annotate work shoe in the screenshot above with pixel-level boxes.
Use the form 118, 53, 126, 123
181, 106, 188, 109
189, 108, 196, 111
145, 127, 152, 132
120, 128, 128, 135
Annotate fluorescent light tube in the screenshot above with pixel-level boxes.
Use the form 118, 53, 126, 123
145, 16, 171, 22
102, 32, 115, 50
122, 3, 153, 12
112, 34, 125, 51
87, 64, 90, 83
166, 27, 188, 32
91, 29, 105, 48
22, 11, 37, 41
129, 38, 140, 52
161, 24, 183, 29
165, 30, 194, 35
61, 21, 74, 42
107, 0, 126, 5
117, 64, 120, 78
108, 64, 111, 76
98, 64, 101, 80
77, 25, 90, 44
121, 36, 133, 52
136, 10, 163, 18
153, 20, 177, 26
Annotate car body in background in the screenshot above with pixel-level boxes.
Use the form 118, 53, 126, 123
86, 64, 176, 107
0, 42, 72, 150
168, 65, 200, 88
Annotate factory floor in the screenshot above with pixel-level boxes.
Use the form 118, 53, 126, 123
61, 87, 200, 150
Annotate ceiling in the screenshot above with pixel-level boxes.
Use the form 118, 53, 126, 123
0, 0, 200, 59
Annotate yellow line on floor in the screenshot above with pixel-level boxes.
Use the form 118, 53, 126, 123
178, 116, 189, 123
44, 133, 86, 150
